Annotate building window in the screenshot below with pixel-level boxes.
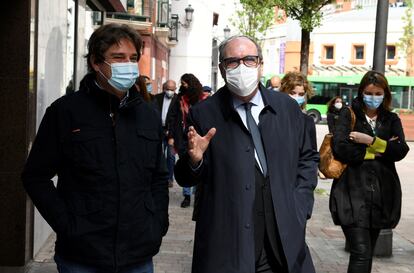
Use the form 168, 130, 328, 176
386, 45, 396, 60
351, 44, 366, 65
325, 46, 334, 59
321, 44, 335, 65
386, 44, 398, 65
355, 45, 364, 59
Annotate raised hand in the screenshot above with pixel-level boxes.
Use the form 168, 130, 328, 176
187, 126, 216, 166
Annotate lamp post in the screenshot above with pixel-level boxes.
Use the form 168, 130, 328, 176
373, 0, 389, 73
372, 0, 393, 258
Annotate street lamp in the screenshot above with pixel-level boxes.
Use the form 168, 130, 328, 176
223, 25, 231, 39
184, 4, 194, 25
171, 4, 194, 29
168, 4, 194, 41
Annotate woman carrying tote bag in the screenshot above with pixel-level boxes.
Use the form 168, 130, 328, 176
330, 71, 409, 273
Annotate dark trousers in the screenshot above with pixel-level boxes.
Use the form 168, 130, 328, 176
255, 234, 287, 273
162, 138, 175, 182
342, 226, 380, 273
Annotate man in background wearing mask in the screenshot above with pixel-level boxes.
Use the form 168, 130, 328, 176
155, 80, 178, 188
269, 75, 281, 92
174, 35, 319, 273
22, 23, 169, 273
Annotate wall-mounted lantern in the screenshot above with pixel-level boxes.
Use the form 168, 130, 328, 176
223, 25, 231, 39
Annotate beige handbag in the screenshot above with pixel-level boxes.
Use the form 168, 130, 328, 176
319, 107, 356, 179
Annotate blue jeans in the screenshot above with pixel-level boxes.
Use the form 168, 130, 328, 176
163, 138, 175, 182
54, 255, 153, 273
183, 186, 195, 196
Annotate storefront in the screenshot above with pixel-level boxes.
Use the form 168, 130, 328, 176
0, 0, 126, 270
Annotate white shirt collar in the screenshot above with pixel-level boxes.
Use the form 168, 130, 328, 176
232, 89, 263, 110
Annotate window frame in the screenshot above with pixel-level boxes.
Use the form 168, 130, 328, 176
386, 44, 398, 65
321, 44, 335, 65
350, 43, 366, 65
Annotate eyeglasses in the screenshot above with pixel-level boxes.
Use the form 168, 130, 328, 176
222, 55, 260, 70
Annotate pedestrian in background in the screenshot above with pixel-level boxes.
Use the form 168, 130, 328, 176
155, 80, 178, 188
167, 73, 209, 208
136, 74, 154, 102
22, 23, 169, 273
279, 71, 317, 150
175, 35, 319, 273
327, 96, 344, 134
268, 75, 281, 91
331, 70, 409, 273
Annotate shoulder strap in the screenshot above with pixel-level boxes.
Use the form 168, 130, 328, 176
348, 107, 356, 130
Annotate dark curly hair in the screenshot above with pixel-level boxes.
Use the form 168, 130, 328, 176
180, 73, 204, 105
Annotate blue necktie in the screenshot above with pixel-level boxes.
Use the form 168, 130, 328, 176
244, 103, 268, 176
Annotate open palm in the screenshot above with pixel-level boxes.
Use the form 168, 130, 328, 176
187, 126, 216, 165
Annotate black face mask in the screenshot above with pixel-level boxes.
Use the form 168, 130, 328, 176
179, 86, 189, 95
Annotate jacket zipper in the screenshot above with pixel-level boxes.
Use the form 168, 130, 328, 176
113, 118, 121, 272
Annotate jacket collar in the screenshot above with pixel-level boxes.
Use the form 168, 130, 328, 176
217, 83, 276, 121
79, 73, 143, 111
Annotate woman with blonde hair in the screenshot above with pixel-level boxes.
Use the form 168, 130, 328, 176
280, 71, 316, 149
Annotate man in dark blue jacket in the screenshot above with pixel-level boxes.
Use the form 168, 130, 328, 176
175, 35, 319, 273
22, 23, 169, 273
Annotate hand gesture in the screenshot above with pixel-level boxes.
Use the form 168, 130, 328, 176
187, 126, 216, 166
168, 138, 174, 146
349, 131, 374, 145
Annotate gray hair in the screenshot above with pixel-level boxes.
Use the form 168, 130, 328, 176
218, 35, 263, 62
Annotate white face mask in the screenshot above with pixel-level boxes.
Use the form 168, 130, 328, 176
165, 90, 174, 98
334, 102, 343, 109
225, 64, 259, 97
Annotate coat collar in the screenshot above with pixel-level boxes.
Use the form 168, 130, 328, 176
217, 83, 276, 121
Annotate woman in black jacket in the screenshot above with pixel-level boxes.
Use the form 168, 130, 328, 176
330, 71, 409, 273
327, 96, 344, 133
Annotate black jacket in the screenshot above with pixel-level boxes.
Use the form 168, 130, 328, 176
330, 99, 409, 228
154, 92, 177, 132
175, 85, 319, 273
327, 108, 341, 134
22, 74, 169, 270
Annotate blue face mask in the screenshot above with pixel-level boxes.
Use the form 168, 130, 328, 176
103, 61, 139, 92
363, 94, 384, 109
146, 84, 153, 93
291, 95, 305, 106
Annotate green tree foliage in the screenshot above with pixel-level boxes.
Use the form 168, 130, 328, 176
231, 0, 278, 42
275, 0, 331, 32
274, 0, 333, 75
398, 0, 414, 75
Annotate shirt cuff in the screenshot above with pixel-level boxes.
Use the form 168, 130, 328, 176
364, 149, 376, 160
368, 137, 387, 154
189, 158, 203, 172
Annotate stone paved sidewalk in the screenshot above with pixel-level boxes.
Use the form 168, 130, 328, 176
26, 180, 414, 273
24, 126, 414, 273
